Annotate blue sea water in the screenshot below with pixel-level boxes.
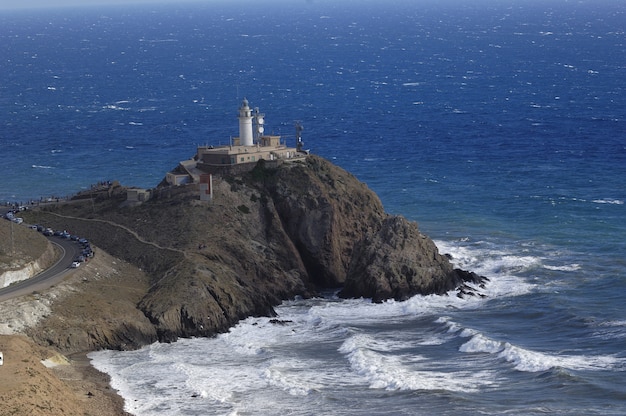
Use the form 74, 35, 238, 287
2, 0, 625, 414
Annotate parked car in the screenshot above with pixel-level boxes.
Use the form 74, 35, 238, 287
12, 217, 23, 224
70, 261, 81, 268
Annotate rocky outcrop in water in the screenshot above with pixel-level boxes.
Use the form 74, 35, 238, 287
340, 215, 487, 302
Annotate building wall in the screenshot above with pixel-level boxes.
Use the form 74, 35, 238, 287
127, 189, 152, 202
200, 147, 294, 166
197, 158, 287, 175
166, 172, 192, 186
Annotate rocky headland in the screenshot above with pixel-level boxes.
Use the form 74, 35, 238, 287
17, 155, 486, 352
1, 155, 486, 414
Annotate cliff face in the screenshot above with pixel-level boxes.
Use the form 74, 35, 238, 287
0, 220, 57, 287
24, 155, 485, 352
261, 156, 387, 288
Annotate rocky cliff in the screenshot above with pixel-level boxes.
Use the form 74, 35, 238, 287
23, 155, 486, 352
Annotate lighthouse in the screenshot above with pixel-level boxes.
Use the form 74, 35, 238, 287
238, 98, 254, 146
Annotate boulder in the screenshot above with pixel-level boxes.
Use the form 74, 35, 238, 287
340, 215, 459, 302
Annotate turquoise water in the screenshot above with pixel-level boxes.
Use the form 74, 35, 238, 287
2, 1, 625, 414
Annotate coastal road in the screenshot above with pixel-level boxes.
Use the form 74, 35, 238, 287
0, 236, 81, 303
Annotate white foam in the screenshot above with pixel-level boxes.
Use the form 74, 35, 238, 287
179, 359, 262, 404
436, 239, 542, 275
103, 104, 129, 111
339, 333, 496, 392
261, 357, 332, 396
459, 333, 504, 354
434, 239, 537, 298
436, 316, 476, 341
592, 198, 624, 205
458, 331, 626, 373
600, 320, 626, 327
483, 255, 541, 274
543, 263, 581, 272
290, 294, 478, 331
498, 343, 626, 372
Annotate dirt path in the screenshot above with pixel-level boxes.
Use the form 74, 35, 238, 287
43, 211, 187, 257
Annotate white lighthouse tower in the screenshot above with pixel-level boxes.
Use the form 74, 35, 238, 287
238, 98, 254, 146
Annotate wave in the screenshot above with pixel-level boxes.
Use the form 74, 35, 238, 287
139, 38, 179, 43
434, 239, 542, 274
434, 239, 537, 297
591, 320, 626, 341
592, 198, 624, 205
459, 330, 626, 373
543, 263, 581, 272
261, 357, 332, 396
436, 317, 626, 373
339, 333, 497, 392
103, 104, 130, 111
31, 164, 54, 169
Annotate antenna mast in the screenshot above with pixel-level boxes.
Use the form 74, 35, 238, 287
295, 121, 304, 152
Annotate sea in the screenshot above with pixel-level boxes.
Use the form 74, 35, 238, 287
1, 0, 625, 414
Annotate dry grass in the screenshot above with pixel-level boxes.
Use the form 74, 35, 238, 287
0, 220, 48, 273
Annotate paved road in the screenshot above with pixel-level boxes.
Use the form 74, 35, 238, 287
0, 234, 82, 303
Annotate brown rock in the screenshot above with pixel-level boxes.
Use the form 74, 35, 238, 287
340, 215, 461, 302
261, 156, 386, 288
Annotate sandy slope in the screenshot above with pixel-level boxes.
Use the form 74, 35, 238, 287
0, 334, 127, 416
